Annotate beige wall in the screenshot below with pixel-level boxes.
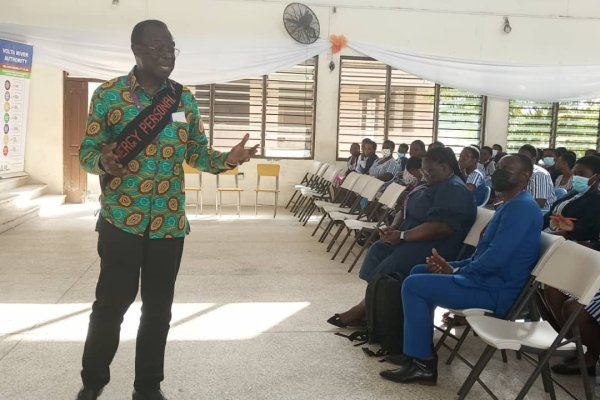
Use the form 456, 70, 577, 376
24, 61, 63, 192
5, 0, 600, 200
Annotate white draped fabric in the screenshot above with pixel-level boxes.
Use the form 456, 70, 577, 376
3, 22, 600, 101
347, 41, 600, 102
0, 23, 329, 84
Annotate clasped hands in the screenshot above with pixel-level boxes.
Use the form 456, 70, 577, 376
99, 133, 259, 177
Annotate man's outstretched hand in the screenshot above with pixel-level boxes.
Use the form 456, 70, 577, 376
226, 133, 259, 166
426, 248, 454, 274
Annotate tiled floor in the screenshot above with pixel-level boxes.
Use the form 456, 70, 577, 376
0, 205, 589, 399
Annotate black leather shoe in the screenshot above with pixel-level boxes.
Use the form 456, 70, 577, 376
132, 388, 168, 400
385, 353, 412, 367
76, 387, 103, 400
380, 358, 438, 386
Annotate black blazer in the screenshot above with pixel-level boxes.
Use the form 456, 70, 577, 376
544, 190, 600, 242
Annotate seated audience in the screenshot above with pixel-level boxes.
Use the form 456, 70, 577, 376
396, 143, 409, 172
542, 148, 560, 181
477, 145, 496, 182
392, 157, 425, 227
518, 144, 556, 209
402, 140, 426, 185
428, 141, 444, 151
544, 155, 600, 241
492, 144, 506, 164
327, 147, 476, 327
459, 146, 485, 193
357, 139, 378, 174
554, 151, 576, 191
541, 155, 600, 376
380, 155, 542, 385
345, 143, 361, 175
368, 140, 402, 186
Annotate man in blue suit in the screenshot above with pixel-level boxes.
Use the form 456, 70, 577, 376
380, 154, 543, 386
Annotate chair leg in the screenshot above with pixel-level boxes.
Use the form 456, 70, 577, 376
273, 193, 278, 218
457, 345, 497, 399
285, 191, 298, 209
199, 191, 203, 215
539, 354, 556, 399
312, 214, 327, 237
501, 350, 508, 363
446, 325, 471, 365
302, 204, 317, 226
255, 192, 258, 216
237, 192, 241, 217
331, 229, 352, 260
195, 191, 199, 216
574, 327, 593, 400
436, 318, 457, 353
326, 224, 345, 252
319, 220, 336, 243
347, 230, 377, 273
340, 232, 360, 263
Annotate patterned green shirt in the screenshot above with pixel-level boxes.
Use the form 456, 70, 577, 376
79, 68, 229, 239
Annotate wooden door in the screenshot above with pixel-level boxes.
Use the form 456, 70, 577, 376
63, 75, 88, 203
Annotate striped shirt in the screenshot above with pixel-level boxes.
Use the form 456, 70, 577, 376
527, 165, 557, 209
554, 174, 573, 191
477, 161, 495, 179
466, 169, 485, 189
368, 157, 402, 186
586, 290, 600, 324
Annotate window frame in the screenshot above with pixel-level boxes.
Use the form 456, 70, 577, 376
191, 57, 318, 160
507, 99, 600, 156
336, 56, 487, 161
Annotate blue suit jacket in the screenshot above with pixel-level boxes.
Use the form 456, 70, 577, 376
450, 191, 543, 316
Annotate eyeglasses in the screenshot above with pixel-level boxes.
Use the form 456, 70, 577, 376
139, 44, 180, 58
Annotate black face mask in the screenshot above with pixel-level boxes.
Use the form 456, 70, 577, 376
491, 169, 518, 192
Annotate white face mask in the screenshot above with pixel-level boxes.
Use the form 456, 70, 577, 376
382, 149, 392, 158
492, 149, 498, 157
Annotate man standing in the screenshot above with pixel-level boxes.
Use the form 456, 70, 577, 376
76, 20, 257, 400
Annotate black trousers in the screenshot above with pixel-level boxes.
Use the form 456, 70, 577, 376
81, 218, 184, 391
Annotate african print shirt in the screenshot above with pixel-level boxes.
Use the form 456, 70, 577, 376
79, 68, 230, 239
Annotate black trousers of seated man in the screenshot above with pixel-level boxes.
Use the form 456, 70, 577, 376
81, 217, 184, 392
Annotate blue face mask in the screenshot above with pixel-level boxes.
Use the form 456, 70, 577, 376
572, 175, 590, 193
397, 153, 406, 158
543, 157, 555, 167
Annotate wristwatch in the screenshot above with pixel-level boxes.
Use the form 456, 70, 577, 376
399, 231, 406, 241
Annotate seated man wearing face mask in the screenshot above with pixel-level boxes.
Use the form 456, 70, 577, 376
368, 139, 402, 187
380, 154, 542, 386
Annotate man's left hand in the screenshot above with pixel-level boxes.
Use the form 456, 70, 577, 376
426, 248, 453, 274
226, 133, 259, 166
381, 230, 402, 245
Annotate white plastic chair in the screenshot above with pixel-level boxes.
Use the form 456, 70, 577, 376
458, 239, 599, 400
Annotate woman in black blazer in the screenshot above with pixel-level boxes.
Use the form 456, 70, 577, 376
542, 155, 600, 376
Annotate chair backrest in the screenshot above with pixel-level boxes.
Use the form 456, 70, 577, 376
315, 163, 329, 177
182, 162, 200, 175
476, 185, 491, 207
554, 187, 568, 201
323, 167, 344, 183
340, 172, 361, 190
463, 207, 495, 247
217, 167, 239, 189
531, 233, 565, 276
535, 240, 600, 305
377, 183, 407, 208
308, 161, 322, 175
351, 174, 371, 194
257, 163, 280, 177
360, 177, 384, 201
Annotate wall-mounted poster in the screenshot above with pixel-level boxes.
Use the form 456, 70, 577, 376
0, 39, 33, 178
